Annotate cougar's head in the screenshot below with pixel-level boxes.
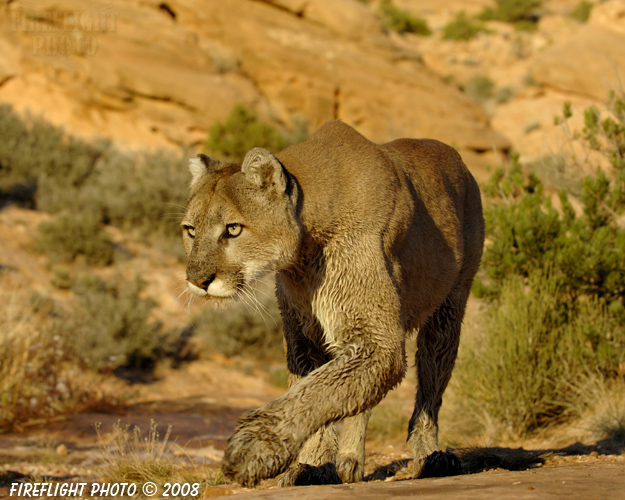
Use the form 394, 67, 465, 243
181, 148, 301, 303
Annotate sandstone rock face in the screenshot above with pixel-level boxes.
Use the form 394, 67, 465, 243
0, 0, 508, 174
531, 0, 625, 100
589, 0, 625, 34
490, 88, 600, 167
4, 0, 623, 176
409, 0, 625, 167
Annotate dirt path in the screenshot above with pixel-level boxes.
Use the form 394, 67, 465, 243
1, 361, 623, 499
214, 462, 625, 500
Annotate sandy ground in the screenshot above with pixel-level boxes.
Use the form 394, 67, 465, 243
209, 462, 625, 500
1, 360, 624, 499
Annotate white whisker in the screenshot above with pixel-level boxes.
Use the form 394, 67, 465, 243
236, 289, 256, 317
240, 283, 277, 329
176, 288, 188, 302
166, 202, 188, 211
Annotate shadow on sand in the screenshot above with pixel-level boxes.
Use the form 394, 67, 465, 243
365, 432, 625, 482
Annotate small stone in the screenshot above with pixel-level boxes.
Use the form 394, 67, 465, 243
55, 444, 68, 456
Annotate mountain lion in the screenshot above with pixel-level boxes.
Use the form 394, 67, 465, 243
181, 120, 484, 487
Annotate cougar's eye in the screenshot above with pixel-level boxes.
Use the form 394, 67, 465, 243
184, 225, 195, 238
226, 223, 242, 237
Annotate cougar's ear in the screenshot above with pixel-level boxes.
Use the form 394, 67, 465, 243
241, 147, 289, 193
188, 154, 218, 188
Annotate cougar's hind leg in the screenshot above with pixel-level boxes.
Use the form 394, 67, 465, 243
336, 409, 371, 483
407, 292, 467, 478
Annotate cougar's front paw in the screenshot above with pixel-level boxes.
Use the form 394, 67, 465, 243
222, 412, 295, 488
336, 455, 364, 483
419, 450, 464, 478
279, 463, 342, 487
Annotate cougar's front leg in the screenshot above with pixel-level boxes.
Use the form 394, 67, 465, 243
222, 255, 406, 487
278, 326, 342, 487
222, 341, 404, 487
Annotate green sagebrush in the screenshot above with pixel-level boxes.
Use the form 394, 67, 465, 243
458, 92, 625, 435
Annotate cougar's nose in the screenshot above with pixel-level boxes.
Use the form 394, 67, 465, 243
189, 274, 216, 290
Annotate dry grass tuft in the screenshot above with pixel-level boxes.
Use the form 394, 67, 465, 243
0, 280, 118, 431
97, 420, 222, 495
565, 373, 625, 453
97, 420, 176, 485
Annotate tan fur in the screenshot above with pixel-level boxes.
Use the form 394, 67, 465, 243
181, 121, 484, 487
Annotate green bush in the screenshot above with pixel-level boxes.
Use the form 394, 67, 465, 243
462, 75, 496, 106
0, 105, 189, 255
205, 105, 308, 162
459, 271, 624, 433
479, 0, 542, 29
79, 150, 190, 240
571, 0, 593, 22
0, 105, 110, 210
377, 0, 431, 36
443, 12, 490, 41
460, 92, 625, 436
478, 93, 625, 302
35, 214, 115, 266
68, 275, 191, 376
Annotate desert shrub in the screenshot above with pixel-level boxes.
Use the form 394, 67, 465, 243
526, 153, 581, 195
571, 0, 593, 22
0, 105, 110, 210
0, 105, 189, 254
205, 105, 309, 162
78, 150, 189, 236
377, 0, 431, 36
68, 275, 191, 376
51, 266, 72, 289
192, 279, 283, 360
0, 284, 117, 431
477, 93, 625, 302
458, 272, 624, 433
476, 171, 625, 303
35, 214, 115, 266
443, 11, 490, 41
479, 0, 542, 29
459, 92, 625, 436
495, 86, 515, 104
462, 75, 496, 106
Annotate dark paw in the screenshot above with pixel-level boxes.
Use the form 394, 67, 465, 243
279, 463, 342, 487
336, 455, 364, 483
419, 450, 464, 478
222, 412, 295, 487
